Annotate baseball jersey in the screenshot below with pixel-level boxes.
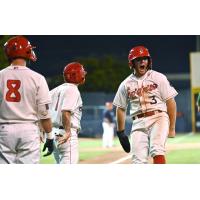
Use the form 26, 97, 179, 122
113, 70, 178, 117
50, 83, 83, 130
103, 109, 114, 123
0, 65, 51, 123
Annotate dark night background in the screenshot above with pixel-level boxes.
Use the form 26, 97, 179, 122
27, 35, 196, 77
23, 35, 196, 133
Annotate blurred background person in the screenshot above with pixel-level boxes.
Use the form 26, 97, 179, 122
102, 102, 115, 148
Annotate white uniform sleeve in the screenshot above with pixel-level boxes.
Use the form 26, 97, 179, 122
37, 76, 51, 119
113, 82, 129, 109
158, 74, 178, 101
37, 76, 51, 105
61, 87, 79, 112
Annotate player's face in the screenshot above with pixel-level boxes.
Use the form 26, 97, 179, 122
132, 57, 149, 77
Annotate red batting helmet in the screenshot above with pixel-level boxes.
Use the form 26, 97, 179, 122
128, 46, 152, 69
63, 62, 87, 84
4, 36, 37, 62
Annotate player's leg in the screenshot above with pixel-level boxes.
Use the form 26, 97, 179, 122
0, 124, 18, 164
16, 124, 40, 164
53, 140, 60, 164
52, 128, 61, 164
59, 129, 79, 164
149, 113, 169, 164
108, 126, 114, 147
102, 122, 109, 148
130, 130, 149, 164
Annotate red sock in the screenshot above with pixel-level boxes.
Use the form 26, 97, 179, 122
153, 155, 166, 164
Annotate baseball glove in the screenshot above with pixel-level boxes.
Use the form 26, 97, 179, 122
42, 138, 54, 157
116, 130, 131, 153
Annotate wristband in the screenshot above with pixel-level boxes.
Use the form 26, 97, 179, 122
46, 131, 54, 139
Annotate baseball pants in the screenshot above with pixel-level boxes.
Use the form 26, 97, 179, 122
0, 123, 40, 164
102, 122, 114, 148
130, 112, 169, 164
53, 128, 79, 164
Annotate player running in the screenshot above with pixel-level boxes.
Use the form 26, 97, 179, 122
113, 46, 178, 164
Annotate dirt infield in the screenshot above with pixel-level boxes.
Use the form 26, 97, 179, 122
79, 141, 200, 164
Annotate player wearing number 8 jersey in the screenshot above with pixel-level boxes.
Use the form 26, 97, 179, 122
50, 62, 87, 164
113, 46, 178, 164
0, 36, 53, 164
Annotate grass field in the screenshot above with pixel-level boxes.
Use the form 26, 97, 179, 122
40, 133, 200, 164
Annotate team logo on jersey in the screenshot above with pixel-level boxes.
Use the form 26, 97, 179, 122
127, 83, 158, 99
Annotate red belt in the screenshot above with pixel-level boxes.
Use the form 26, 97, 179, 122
132, 110, 162, 120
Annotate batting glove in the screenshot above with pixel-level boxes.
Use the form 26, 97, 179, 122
116, 130, 131, 153
42, 139, 54, 157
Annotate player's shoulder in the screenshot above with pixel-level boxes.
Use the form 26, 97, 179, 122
62, 83, 80, 94
149, 70, 167, 80
27, 68, 45, 78
0, 66, 11, 74
120, 74, 133, 85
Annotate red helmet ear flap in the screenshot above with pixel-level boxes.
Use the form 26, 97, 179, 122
4, 36, 37, 62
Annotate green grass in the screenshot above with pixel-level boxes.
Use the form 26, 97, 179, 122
79, 151, 108, 161
40, 154, 55, 164
40, 133, 200, 164
167, 133, 200, 144
167, 149, 200, 164
166, 133, 200, 163
40, 138, 118, 164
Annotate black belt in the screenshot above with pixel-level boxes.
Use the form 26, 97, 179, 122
132, 110, 162, 120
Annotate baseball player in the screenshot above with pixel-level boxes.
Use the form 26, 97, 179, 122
113, 46, 178, 164
102, 102, 115, 148
0, 36, 54, 164
50, 62, 87, 164
197, 93, 200, 112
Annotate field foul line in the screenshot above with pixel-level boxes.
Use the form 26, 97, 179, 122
109, 155, 132, 164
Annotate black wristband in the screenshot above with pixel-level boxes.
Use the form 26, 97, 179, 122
116, 130, 125, 135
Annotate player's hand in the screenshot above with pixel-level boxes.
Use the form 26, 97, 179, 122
116, 130, 131, 153
40, 131, 45, 143
57, 132, 71, 146
42, 139, 54, 157
168, 128, 176, 138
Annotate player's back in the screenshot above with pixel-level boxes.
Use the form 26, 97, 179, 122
50, 83, 82, 128
0, 65, 50, 123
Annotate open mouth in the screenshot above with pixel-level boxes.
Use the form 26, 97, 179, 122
139, 65, 146, 70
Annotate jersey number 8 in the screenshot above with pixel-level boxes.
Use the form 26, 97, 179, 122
6, 80, 21, 102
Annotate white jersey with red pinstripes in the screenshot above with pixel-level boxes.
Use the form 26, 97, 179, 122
0, 65, 51, 123
50, 83, 83, 130
113, 70, 178, 117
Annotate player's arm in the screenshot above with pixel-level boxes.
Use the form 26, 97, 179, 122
40, 117, 54, 157
166, 97, 177, 138
116, 107, 126, 131
57, 110, 71, 145
116, 107, 130, 153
